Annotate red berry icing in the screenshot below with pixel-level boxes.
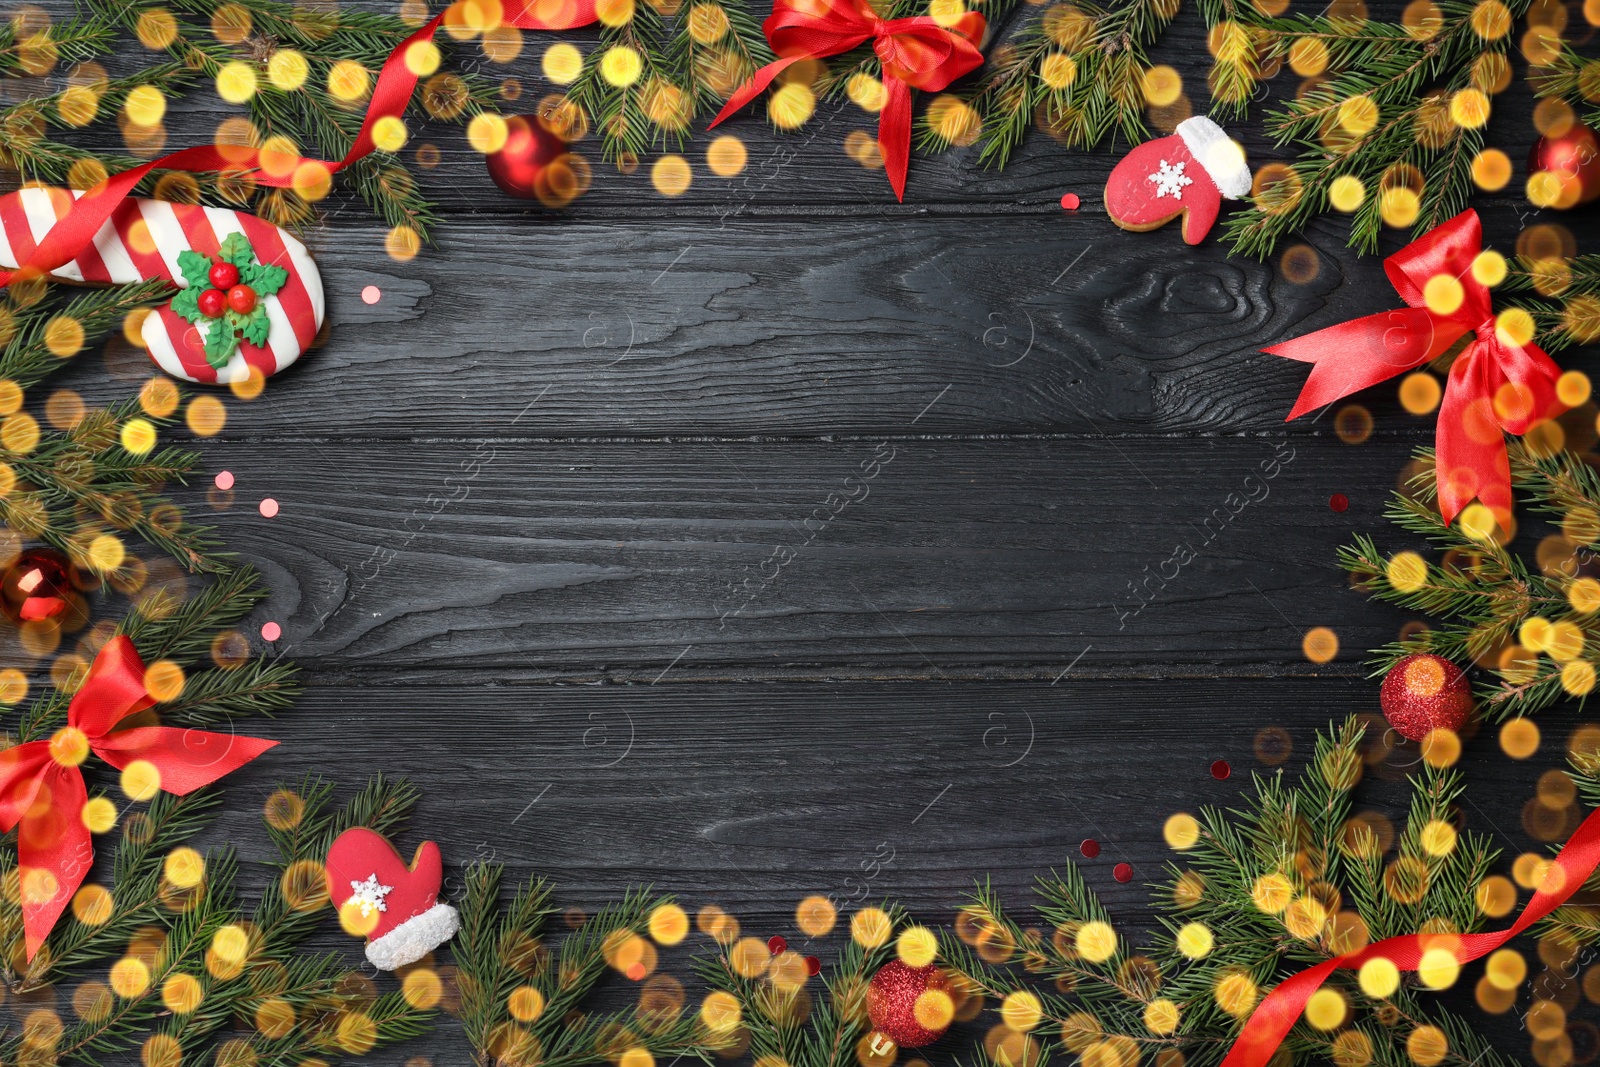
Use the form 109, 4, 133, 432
1380, 653, 1474, 741
196, 288, 227, 319
226, 285, 257, 314
208, 261, 240, 290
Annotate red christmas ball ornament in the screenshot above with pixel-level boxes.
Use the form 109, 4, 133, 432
1, 547, 84, 624
1528, 122, 1600, 209
196, 288, 226, 318
208, 261, 240, 290
485, 115, 570, 202
226, 285, 257, 314
866, 961, 953, 1049
1380, 653, 1474, 741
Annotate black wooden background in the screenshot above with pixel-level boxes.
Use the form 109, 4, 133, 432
10, 0, 1600, 1060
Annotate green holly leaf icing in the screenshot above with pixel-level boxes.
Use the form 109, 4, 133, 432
241, 305, 272, 348
203, 319, 238, 368
169, 286, 204, 325
224, 307, 271, 350
240, 261, 289, 298
177, 249, 213, 290
218, 231, 256, 269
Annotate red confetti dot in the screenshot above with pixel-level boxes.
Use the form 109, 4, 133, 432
259, 498, 279, 518
805, 956, 821, 976
1211, 760, 1231, 779
361, 284, 382, 305
1113, 862, 1133, 883
625, 962, 646, 980
261, 621, 281, 642
214, 470, 234, 490
1080, 839, 1100, 858
1060, 192, 1080, 210
1329, 493, 1349, 512
768, 935, 787, 955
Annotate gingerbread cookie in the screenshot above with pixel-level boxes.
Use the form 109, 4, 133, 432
1103, 116, 1251, 245
0, 188, 324, 384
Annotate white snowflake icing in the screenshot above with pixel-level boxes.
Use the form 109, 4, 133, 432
349, 873, 393, 918
1147, 159, 1193, 200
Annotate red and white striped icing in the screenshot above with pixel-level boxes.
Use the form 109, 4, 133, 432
0, 188, 324, 384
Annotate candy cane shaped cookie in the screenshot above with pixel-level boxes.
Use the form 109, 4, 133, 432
0, 187, 325, 384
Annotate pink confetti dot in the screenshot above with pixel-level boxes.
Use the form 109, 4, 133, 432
1211, 760, 1231, 780
261, 621, 281, 642
1060, 192, 1081, 210
361, 285, 382, 305
1113, 862, 1133, 883
214, 470, 234, 490
625, 962, 646, 981
1329, 493, 1349, 512
259, 498, 279, 518
1079, 839, 1100, 858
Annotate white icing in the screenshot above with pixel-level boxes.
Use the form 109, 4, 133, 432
140, 314, 190, 380
1148, 160, 1193, 199
20, 188, 82, 281
365, 903, 460, 971
135, 198, 191, 282
1176, 115, 1251, 199
282, 234, 324, 324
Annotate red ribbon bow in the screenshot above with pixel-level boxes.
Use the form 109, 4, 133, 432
0, 637, 276, 959
0, 1, 597, 291
1221, 801, 1600, 1067
708, 0, 986, 201
1268, 209, 1564, 524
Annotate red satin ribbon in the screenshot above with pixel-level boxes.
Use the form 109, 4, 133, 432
708, 0, 985, 201
0, 637, 276, 959
1222, 801, 1600, 1067
1268, 209, 1564, 525
0, 0, 597, 290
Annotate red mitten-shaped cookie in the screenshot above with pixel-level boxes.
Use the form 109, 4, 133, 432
1104, 116, 1251, 244
326, 827, 460, 970
0, 188, 324, 385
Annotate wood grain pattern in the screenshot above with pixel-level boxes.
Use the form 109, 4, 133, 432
7, 2, 1586, 1058
191, 436, 1418, 677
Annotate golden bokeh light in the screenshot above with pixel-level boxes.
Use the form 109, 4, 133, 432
769, 82, 815, 129
121, 759, 162, 801
327, 60, 372, 102
652, 154, 692, 196
1302, 627, 1338, 663
1163, 812, 1199, 849
1501, 717, 1541, 758
851, 906, 892, 948
797, 895, 836, 936
1399, 373, 1441, 415
543, 42, 584, 84
600, 46, 643, 87
1328, 174, 1365, 212
268, 49, 309, 91
1076, 920, 1117, 963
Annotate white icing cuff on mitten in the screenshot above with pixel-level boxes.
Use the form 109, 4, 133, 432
1176, 116, 1251, 200
365, 903, 460, 971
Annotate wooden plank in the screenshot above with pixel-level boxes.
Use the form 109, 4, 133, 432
182, 435, 1415, 677
210, 676, 1550, 907
72, 211, 1437, 439
176, 674, 1539, 1056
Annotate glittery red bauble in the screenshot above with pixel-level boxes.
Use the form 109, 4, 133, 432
485, 115, 569, 201
866, 961, 952, 1049
1529, 122, 1600, 209
1379, 653, 1474, 742
1, 547, 83, 624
